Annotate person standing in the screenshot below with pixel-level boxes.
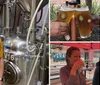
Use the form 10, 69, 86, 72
0, 38, 4, 85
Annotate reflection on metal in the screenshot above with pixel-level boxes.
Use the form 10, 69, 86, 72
3, 49, 33, 85
17, 0, 32, 13
3, 36, 33, 85
3, 37, 26, 52
3, 60, 21, 85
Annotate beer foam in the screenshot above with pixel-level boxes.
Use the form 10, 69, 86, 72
76, 6, 89, 11
60, 4, 75, 11
60, 4, 89, 11
60, 6, 75, 11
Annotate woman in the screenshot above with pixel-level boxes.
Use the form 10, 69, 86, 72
0, 39, 4, 85
60, 47, 86, 85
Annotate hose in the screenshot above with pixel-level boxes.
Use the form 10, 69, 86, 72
26, 0, 43, 52
27, 44, 43, 85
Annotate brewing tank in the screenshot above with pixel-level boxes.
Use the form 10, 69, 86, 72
3, 37, 34, 85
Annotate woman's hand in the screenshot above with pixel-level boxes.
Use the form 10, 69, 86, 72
73, 59, 84, 70
70, 59, 84, 76
50, 21, 68, 37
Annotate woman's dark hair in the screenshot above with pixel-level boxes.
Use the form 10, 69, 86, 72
66, 46, 80, 64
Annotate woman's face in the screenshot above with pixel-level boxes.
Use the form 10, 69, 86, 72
67, 50, 80, 66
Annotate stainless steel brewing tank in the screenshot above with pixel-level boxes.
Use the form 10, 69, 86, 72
3, 37, 34, 85
3, 53, 33, 85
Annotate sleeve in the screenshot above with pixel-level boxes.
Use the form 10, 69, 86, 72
0, 39, 4, 58
60, 67, 77, 85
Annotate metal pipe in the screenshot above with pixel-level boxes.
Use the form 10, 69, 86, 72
12, 5, 17, 31
41, 33, 48, 85
27, 44, 43, 85
26, 0, 43, 52
5, 0, 10, 37
30, 0, 36, 44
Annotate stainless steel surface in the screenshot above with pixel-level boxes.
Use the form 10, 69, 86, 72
17, 0, 32, 13
3, 37, 13, 47
0, 35, 5, 41
3, 36, 27, 52
11, 37, 26, 52
0, 0, 5, 6
3, 60, 21, 85
1, 0, 49, 84
3, 51, 33, 85
3, 36, 33, 85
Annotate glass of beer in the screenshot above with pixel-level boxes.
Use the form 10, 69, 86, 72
76, 7, 92, 38
57, 7, 75, 24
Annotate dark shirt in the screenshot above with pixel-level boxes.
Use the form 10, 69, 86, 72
93, 61, 100, 85
60, 65, 86, 85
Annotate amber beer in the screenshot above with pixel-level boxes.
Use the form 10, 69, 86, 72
76, 8, 92, 38
57, 11, 75, 24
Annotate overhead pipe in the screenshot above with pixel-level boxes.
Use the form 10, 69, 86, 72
5, 0, 10, 37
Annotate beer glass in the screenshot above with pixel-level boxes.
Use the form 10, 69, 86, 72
57, 8, 75, 24
76, 7, 92, 38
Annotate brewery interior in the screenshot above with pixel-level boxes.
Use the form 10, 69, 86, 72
0, 0, 49, 85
